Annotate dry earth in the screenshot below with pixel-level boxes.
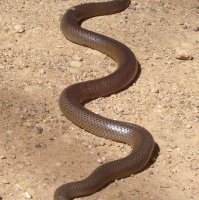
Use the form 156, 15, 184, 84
0, 0, 199, 200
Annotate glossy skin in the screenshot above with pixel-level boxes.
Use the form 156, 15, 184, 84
54, 1, 155, 199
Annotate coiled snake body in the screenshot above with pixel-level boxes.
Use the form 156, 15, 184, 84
54, 0, 155, 199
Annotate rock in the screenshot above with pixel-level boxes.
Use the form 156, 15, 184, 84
23, 192, 32, 199
97, 158, 102, 163
70, 60, 82, 68
175, 48, 193, 60
2, 180, 10, 184
101, 156, 107, 162
0, 155, 6, 159
40, 69, 46, 75
11, 155, 16, 159
13, 24, 25, 33
32, 126, 43, 134
73, 55, 83, 61
148, 170, 154, 175
151, 86, 160, 93
68, 67, 81, 74
35, 144, 42, 148
182, 24, 188, 29
185, 124, 192, 129
193, 26, 199, 32
160, 182, 172, 188
97, 156, 106, 164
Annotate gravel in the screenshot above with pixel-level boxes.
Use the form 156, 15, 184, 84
0, 0, 198, 200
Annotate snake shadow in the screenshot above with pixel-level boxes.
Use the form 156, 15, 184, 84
141, 142, 160, 171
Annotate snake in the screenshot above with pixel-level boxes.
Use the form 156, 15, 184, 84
54, 0, 155, 199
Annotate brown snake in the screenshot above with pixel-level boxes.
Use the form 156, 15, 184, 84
54, 0, 155, 199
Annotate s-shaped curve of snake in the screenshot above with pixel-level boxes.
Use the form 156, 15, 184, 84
54, 0, 155, 199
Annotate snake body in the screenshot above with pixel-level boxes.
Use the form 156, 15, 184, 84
54, 0, 155, 199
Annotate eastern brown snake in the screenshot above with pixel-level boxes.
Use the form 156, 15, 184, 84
54, 0, 155, 199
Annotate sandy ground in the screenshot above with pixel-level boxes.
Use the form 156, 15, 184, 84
0, 0, 199, 200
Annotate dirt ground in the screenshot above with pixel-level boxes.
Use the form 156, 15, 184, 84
0, 0, 199, 199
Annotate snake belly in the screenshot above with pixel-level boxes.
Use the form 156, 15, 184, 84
54, 0, 155, 200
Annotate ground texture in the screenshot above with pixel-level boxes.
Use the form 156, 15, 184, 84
0, 0, 199, 200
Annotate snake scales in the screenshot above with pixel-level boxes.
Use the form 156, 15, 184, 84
54, 0, 155, 199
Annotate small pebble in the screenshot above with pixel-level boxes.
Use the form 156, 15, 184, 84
73, 55, 83, 61
32, 126, 43, 134
97, 158, 102, 163
101, 156, 106, 162
185, 124, 192, 129
151, 86, 159, 93
11, 155, 16, 159
2, 180, 10, 184
40, 69, 46, 75
97, 156, 106, 164
23, 192, 32, 199
13, 24, 25, 33
193, 26, 199, 32
70, 60, 82, 68
35, 144, 42, 148
160, 182, 172, 188
0, 155, 6, 159
175, 48, 193, 60
148, 170, 154, 175
182, 24, 188, 29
